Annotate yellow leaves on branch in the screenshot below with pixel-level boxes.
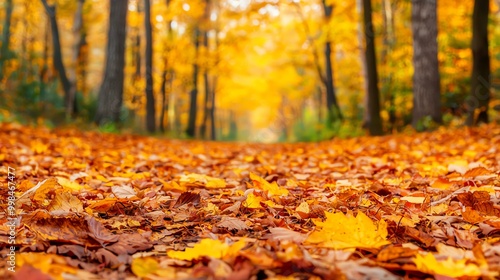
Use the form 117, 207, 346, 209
306, 211, 390, 250
413, 253, 482, 278
167, 239, 246, 261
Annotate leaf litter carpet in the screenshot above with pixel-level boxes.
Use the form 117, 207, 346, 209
1, 123, 500, 279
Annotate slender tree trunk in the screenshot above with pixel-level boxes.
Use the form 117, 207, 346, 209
411, 0, 442, 128
357, 0, 369, 131
467, 0, 490, 125
186, 28, 200, 137
39, 19, 50, 112
210, 30, 219, 140
382, 0, 396, 131
321, 0, 342, 124
159, 65, 168, 132
210, 78, 217, 140
159, 0, 173, 133
41, 0, 75, 117
70, 0, 86, 115
200, 1, 211, 139
95, 0, 128, 125
208, 0, 220, 141
0, 0, 13, 82
144, 0, 155, 132
362, 0, 383, 135
200, 0, 212, 139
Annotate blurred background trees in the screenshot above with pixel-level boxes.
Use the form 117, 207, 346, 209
0, 0, 499, 142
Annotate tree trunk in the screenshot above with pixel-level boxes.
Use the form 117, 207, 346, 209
321, 0, 342, 124
159, 0, 173, 133
467, 0, 490, 126
200, 0, 211, 139
0, 0, 13, 82
41, 0, 75, 117
210, 78, 217, 140
39, 19, 50, 112
95, 0, 128, 125
411, 0, 442, 128
144, 0, 155, 132
159, 66, 168, 133
362, 0, 383, 135
186, 27, 200, 137
382, 0, 396, 131
71, 0, 86, 114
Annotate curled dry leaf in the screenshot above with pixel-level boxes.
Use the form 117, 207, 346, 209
267, 227, 307, 244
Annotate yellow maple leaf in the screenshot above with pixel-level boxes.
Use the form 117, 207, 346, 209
17, 252, 77, 280
413, 253, 481, 278
306, 211, 390, 250
56, 177, 83, 191
131, 257, 159, 277
31, 140, 49, 154
249, 173, 289, 196
179, 174, 227, 189
167, 239, 245, 261
131, 257, 176, 278
243, 193, 264, 209
296, 201, 310, 214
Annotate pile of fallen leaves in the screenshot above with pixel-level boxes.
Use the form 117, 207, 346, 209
1, 122, 500, 279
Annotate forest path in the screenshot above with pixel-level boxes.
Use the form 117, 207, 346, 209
1, 123, 499, 279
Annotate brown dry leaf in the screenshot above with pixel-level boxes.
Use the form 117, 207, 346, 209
86, 217, 119, 245
463, 167, 493, 178
462, 207, 487, 224
173, 191, 201, 208
267, 227, 307, 243
47, 192, 84, 213
87, 198, 117, 212
457, 191, 490, 207
377, 246, 418, 262
217, 216, 249, 231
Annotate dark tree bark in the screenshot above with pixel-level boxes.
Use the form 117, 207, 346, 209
467, 0, 490, 126
362, 0, 383, 135
41, 0, 76, 117
95, 0, 128, 125
144, 0, 155, 132
321, 0, 342, 124
411, 0, 442, 128
0, 0, 13, 82
186, 27, 200, 137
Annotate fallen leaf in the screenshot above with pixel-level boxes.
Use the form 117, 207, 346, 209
167, 238, 245, 261
243, 193, 263, 209
249, 173, 289, 197
217, 217, 249, 231
131, 257, 159, 278
47, 192, 84, 213
413, 253, 481, 277
306, 211, 390, 250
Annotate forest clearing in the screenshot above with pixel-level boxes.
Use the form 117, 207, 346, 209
0, 122, 499, 279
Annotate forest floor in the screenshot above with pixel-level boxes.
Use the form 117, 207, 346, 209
0, 122, 500, 279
